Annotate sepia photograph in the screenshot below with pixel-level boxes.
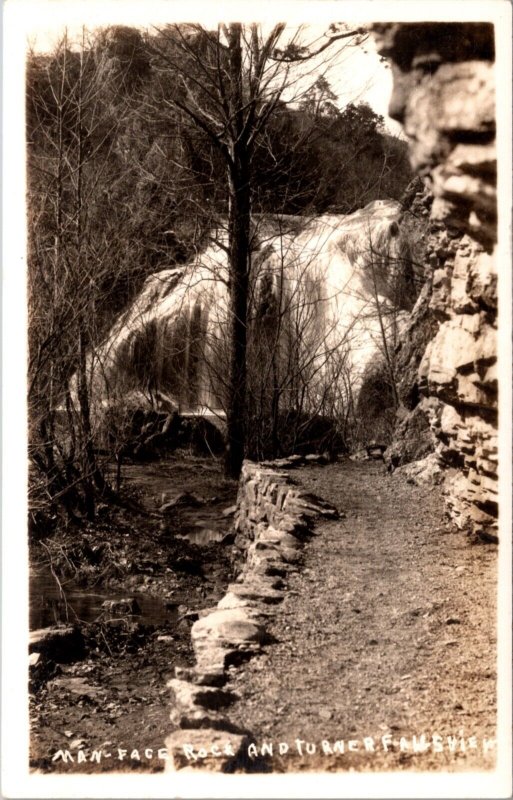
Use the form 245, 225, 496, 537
2, 0, 512, 797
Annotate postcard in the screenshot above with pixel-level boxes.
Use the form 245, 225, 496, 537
2, 0, 511, 797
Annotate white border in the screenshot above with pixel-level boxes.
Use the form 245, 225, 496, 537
2, 1, 512, 798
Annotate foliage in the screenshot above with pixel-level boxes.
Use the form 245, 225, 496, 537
27, 23, 416, 516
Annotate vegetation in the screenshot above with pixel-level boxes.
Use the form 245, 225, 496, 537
26, 23, 414, 523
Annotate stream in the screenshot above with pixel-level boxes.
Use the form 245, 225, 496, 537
29, 566, 178, 630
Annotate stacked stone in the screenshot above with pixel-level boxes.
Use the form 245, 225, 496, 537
373, 23, 498, 541
164, 459, 337, 771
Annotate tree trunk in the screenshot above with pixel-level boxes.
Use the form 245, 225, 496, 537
368, 253, 399, 410
224, 151, 251, 478
77, 330, 97, 518
223, 24, 252, 479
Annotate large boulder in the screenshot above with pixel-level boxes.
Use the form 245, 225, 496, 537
393, 453, 444, 486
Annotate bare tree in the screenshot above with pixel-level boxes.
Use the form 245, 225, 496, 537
145, 22, 366, 476
27, 29, 147, 520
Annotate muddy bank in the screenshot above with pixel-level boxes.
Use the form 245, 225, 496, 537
29, 455, 238, 773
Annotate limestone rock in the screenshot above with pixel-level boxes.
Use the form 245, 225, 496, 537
384, 401, 437, 470
248, 540, 300, 566
256, 527, 301, 549
191, 608, 268, 674
170, 707, 247, 734
372, 22, 498, 540
216, 592, 258, 611
394, 453, 444, 486
167, 679, 237, 711
164, 729, 249, 772
167, 681, 246, 730
29, 626, 85, 663
174, 666, 228, 688
394, 281, 440, 409
223, 580, 284, 605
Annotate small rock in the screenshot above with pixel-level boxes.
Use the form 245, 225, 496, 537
222, 505, 238, 517
51, 677, 103, 700
160, 492, 204, 514
164, 729, 249, 772
29, 652, 41, 668
319, 708, 333, 721
69, 739, 87, 750
225, 581, 284, 605
168, 679, 238, 711
446, 617, 461, 625
170, 705, 246, 734
101, 598, 141, 616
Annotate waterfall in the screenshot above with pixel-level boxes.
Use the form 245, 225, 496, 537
85, 199, 410, 426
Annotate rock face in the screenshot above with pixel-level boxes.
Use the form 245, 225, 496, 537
384, 399, 438, 470
373, 23, 498, 540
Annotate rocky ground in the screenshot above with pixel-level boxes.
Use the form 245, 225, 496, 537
226, 460, 498, 772
29, 457, 497, 774
29, 455, 239, 773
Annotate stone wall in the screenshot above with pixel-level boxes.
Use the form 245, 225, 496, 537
164, 457, 337, 771
373, 23, 498, 540
233, 458, 337, 549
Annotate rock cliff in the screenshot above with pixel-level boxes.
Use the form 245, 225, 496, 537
373, 23, 498, 540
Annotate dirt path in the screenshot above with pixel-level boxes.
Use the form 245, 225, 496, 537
226, 460, 497, 772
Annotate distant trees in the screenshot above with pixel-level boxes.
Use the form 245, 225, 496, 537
26, 22, 416, 522
27, 31, 120, 521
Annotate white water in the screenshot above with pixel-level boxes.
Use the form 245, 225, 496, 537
86, 199, 407, 417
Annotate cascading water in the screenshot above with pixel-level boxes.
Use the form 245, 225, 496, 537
84, 199, 412, 436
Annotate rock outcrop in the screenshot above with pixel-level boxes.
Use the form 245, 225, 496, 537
373, 23, 498, 540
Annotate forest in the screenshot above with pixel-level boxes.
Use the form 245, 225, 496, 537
27, 23, 415, 530
24, 19, 501, 778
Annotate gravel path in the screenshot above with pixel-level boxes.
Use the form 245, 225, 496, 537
226, 460, 497, 772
